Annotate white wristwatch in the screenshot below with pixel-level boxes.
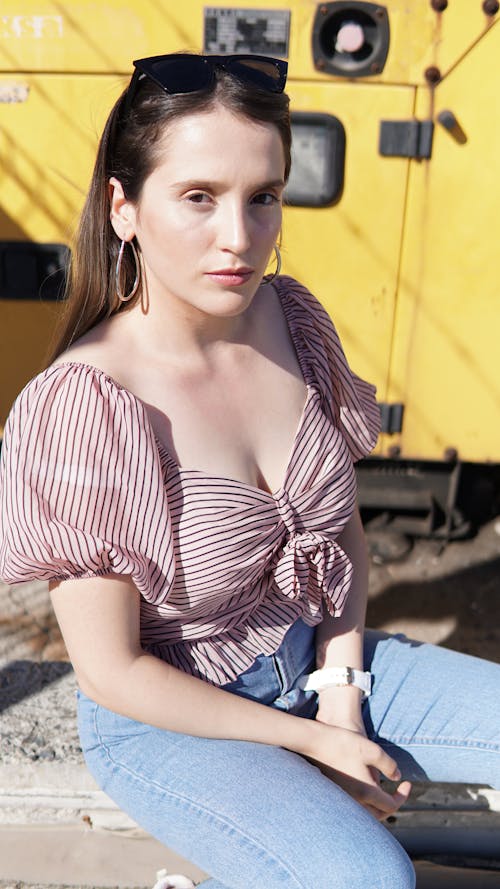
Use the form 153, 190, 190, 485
297, 667, 372, 699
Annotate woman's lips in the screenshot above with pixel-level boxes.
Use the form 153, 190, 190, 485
206, 268, 254, 286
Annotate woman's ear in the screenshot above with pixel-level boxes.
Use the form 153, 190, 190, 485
109, 176, 136, 241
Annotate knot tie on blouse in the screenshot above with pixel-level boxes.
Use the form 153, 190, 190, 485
272, 525, 353, 621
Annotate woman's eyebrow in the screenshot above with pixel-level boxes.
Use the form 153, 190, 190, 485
170, 178, 285, 191
254, 178, 286, 190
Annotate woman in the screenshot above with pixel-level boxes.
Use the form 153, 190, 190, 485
1, 53, 499, 889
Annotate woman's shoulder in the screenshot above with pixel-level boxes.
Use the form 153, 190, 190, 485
12, 359, 126, 414
4, 359, 150, 459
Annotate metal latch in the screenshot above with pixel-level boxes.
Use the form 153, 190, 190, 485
379, 403, 404, 434
379, 120, 434, 159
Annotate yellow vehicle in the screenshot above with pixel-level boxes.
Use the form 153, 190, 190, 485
1, 0, 499, 536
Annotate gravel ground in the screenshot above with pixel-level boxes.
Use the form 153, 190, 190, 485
0, 577, 80, 765
0, 880, 146, 888
366, 516, 500, 663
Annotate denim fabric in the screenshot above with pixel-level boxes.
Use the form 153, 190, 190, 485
221, 619, 317, 717
77, 622, 500, 888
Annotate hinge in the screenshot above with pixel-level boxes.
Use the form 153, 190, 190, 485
379, 120, 434, 159
379, 403, 404, 434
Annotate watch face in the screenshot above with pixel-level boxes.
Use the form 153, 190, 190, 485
285, 112, 346, 207
345, 667, 355, 685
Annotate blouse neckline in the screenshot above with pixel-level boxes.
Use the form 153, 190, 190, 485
48, 280, 314, 499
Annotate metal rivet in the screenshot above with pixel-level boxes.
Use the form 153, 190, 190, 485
444, 447, 459, 462
370, 61, 381, 74
375, 7, 385, 18
431, 0, 448, 10
316, 58, 326, 69
483, 0, 499, 14
425, 65, 442, 84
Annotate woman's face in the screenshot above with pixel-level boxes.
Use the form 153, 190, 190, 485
112, 103, 286, 322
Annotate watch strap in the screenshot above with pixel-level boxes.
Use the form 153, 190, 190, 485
297, 667, 372, 698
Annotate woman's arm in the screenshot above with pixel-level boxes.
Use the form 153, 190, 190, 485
312, 507, 412, 817
315, 506, 368, 729
50, 570, 408, 817
50, 572, 316, 745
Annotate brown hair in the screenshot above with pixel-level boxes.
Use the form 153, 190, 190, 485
48, 63, 291, 362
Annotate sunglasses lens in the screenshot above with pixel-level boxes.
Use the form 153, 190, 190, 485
148, 56, 213, 93
228, 58, 285, 92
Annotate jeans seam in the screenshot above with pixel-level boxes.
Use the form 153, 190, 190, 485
92, 713, 306, 889
380, 736, 500, 751
272, 653, 286, 693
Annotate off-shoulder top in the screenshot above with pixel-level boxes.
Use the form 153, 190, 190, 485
0, 277, 380, 685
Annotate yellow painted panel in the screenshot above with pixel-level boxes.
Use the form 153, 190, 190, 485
0, 1, 204, 72
394, 0, 497, 86
1, 1, 496, 84
389, 23, 500, 462
0, 74, 125, 241
283, 81, 413, 408
0, 300, 59, 425
0, 74, 125, 425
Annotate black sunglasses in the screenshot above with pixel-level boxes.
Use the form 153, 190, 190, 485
122, 53, 288, 118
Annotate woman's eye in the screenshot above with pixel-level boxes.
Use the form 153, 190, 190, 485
252, 192, 279, 206
187, 192, 211, 204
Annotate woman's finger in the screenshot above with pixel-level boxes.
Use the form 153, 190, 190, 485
358, 778, 412, 816
392, 780, 412, 808
358, 784, 401, 814
364, 741, 402, 782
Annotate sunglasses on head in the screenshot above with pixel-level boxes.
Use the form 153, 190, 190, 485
121, 53, 288, 118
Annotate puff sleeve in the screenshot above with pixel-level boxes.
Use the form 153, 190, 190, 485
0, 364, 175, 601
276, 276, 381, 461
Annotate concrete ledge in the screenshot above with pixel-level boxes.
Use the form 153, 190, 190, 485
1, 767, 500, 887
2, 763, 500, 832
1, 828, 500, 889
0, 764, 134, 829
0, 824, 207, 887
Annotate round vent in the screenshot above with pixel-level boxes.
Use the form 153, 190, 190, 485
312, 2, 390, 78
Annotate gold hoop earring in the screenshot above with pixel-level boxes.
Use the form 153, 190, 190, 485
116, 239, 140, 303
264, 244, 282, 283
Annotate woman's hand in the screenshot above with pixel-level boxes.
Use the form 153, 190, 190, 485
310, 684, 411, 820
304, 718, 412, 820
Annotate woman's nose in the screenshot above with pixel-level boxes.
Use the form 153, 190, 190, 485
217, 203, 252, 255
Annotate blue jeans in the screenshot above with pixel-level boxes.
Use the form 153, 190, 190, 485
77, 623, 500, 888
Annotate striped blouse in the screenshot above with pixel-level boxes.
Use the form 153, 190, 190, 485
0, 277, 380, 685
